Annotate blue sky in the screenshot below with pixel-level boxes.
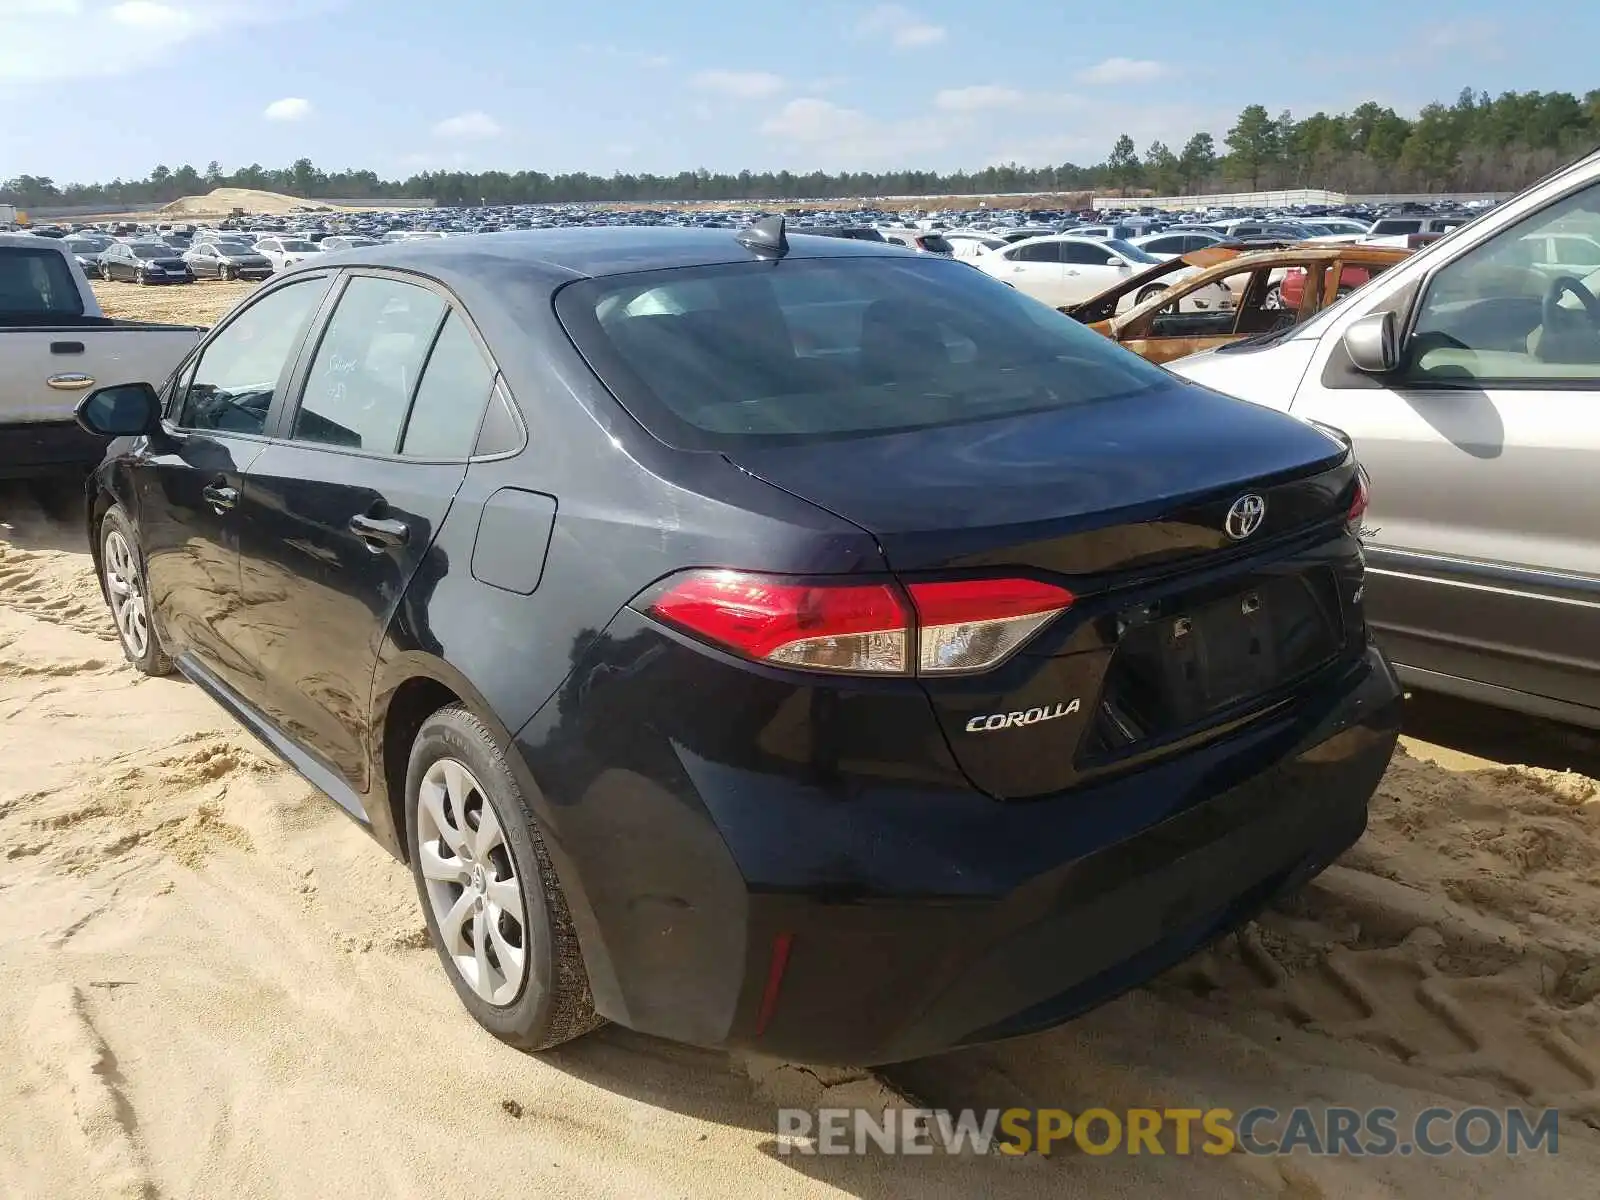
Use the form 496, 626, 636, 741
1, 0, 1592, 184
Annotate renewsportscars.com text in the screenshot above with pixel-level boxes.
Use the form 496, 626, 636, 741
775, 1106, 1561, 1157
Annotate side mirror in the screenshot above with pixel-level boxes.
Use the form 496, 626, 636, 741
1342, 311, 1400, 374
74, 382, 161, 437
1106, 256, 1127, 269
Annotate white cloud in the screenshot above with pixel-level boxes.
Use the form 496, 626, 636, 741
0, 0, 325, 82
109, 1, 191, 28
691, 69, 785, 100
577, 42, 672, 68
935, 85, 1024, 113
433, 111, 503, 140
1076, 57, 1167, 86
855, 4, 946, 49
760, 97, 948, 163
263, 96, 312, 121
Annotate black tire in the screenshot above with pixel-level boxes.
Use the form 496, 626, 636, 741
405, 704, 603, 1051
99, 504, 174, 677
100, 263, 113, 281
134, 269, 147, 286
1136, 285, 1168, 306
220, 263, 237, 281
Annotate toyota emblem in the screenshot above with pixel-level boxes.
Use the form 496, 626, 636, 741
1224, 493, 1266, 540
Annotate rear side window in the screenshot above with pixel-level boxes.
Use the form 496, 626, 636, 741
0, 247, 84, 317
400, 313, 496, 458
292, 276, 446, 452
556, 256, 1171, 450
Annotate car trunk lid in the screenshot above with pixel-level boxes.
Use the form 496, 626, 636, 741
726, 380, 1363, 799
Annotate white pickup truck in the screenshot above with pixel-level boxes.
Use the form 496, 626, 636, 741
1, 232, 203, 477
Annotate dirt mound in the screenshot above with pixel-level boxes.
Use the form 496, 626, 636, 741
160, 187, 341, 216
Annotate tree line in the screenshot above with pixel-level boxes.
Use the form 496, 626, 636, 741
6, 87, 1600, 211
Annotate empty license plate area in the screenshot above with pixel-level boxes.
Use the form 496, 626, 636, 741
1085, 570, 1343, 758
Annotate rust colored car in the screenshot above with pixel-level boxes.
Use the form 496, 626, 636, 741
1062, 244, 1414, 364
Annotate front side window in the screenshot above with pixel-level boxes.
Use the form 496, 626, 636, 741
1406, 179, 1600, 384
1062, 242, 1113, 265
556, 255, 1173, 450
176, 278, 329, 434
291, 276, 445, 452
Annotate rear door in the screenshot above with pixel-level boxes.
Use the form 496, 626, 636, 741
995, 241, 1065, 302
234, 272, 497, 791
1060, 240, 1128, 305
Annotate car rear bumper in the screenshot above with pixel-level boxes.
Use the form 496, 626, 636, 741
0, 419, 109, 478
521, 638, 1402, 1064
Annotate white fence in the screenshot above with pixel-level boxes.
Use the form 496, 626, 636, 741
1093, 188, 1516, 211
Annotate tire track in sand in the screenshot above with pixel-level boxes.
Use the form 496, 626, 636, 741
0, 543, 117, 642
22, 982, 158, 1200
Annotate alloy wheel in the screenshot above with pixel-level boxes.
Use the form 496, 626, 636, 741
102, 529, 149, 659
416, 757, 528, 1006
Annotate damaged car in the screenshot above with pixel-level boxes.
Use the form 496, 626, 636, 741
1062, 245, 1414, 364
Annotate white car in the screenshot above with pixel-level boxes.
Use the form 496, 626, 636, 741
254, 236, 323, 272
975, 235, 1234, 311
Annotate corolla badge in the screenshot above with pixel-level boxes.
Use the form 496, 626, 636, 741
1224, 493, 1267, 540
965, 699, 1080, 733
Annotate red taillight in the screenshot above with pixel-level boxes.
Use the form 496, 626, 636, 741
1348, 473, 1370, 534
906, 578, 1075, 674
648, 571, 1074, 675
650, 570, 911, 673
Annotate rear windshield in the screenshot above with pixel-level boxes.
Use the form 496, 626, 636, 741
555, 256, 1172, 450
0, 247, 85, 317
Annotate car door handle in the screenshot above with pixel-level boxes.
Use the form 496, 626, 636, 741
349, 513, 410, 550
202, 482, 238, 512
47, 373, 95, 390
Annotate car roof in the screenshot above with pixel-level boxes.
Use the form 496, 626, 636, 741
1005, 234, 1100, 248
290, 225, 918, 287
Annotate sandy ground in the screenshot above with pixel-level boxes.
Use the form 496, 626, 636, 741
5, 479, 1600, 1198
92, 279, 257, 328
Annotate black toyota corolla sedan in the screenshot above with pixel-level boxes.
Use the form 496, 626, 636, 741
73, 223, 1400, 1065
